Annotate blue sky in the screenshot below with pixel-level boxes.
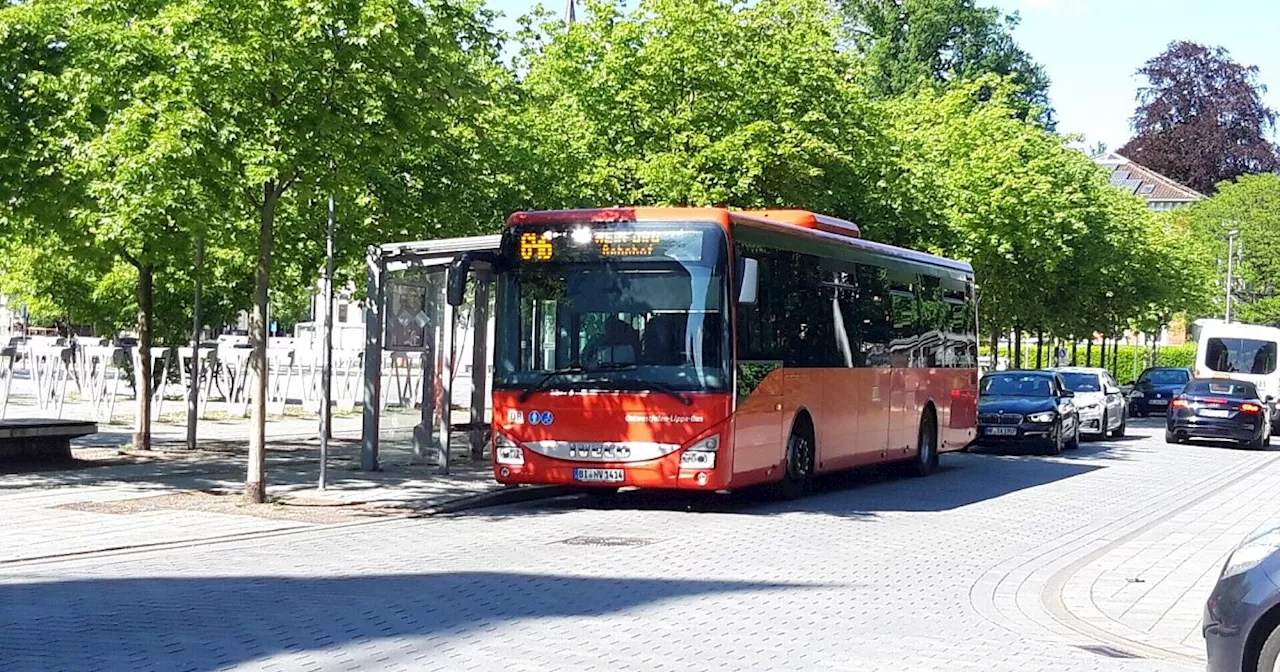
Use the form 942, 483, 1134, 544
485, 0, 1280, 150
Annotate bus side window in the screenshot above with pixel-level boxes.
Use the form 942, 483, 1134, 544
855, 265, 891, 367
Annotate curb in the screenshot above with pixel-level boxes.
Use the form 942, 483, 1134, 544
413, 485, 574, 516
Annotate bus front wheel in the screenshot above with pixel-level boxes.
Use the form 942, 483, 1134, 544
775, 420, 815, 500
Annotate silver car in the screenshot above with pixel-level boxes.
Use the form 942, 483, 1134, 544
1050, 367, 1128, 438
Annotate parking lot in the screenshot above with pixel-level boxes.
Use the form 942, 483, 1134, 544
3, 417, 1279, 671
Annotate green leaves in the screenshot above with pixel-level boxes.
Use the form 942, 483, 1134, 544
1171, 173, 1280, 326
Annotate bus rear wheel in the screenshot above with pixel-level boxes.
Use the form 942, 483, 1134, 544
911, 413, 939, 477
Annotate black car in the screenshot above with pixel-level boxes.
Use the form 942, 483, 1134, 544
977, 370, 1080, 455
1165, 378, 1273, 449
1127, 366, 1192, 417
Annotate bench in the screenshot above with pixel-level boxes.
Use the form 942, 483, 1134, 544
0, 419, 98, 461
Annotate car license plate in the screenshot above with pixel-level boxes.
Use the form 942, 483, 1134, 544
1200, 409, 1231, 418
1149, 399, 1167, 406
574, 469, 625, 483
985, 427, 1017, 436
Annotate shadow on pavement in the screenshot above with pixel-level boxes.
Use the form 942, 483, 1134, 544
0, 572, 820, 671
458, 448, 1104, 521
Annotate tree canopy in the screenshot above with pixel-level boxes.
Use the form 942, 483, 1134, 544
1120, 41, 1279, 196
840, 0, 1052, 125
1169, 173, 1280, 326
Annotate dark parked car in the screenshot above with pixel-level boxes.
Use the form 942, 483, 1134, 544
1165, 378, 1273, 449
1204, 524, 1280, 672
1128, 367, 1192, 417
977, 371, 1080, 455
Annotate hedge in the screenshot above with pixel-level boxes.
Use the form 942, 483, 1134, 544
979, 343, 1197, 381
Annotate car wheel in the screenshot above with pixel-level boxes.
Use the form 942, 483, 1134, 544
1045, 422, 1063, 456
1258, 623, 1280, 672
1164, 430, 1179, 444
775, 422, 814, 500
911, 413, 939, 477
1111, 412, 1127, 438
1065, 424, 1080, 450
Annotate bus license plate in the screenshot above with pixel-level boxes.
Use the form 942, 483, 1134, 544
985, 427, 1017, 436
574, 469, 625, 483
1200, 409, 1231, 418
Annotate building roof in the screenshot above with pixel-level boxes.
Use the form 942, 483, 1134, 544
1094, 152, 1207, 203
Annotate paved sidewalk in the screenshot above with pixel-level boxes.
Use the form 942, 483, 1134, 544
2, 435, 510, 565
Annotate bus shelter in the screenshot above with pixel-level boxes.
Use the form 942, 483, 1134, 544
361, 234, 500, 473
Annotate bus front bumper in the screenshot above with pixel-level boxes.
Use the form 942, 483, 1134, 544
494, 446, 730, 491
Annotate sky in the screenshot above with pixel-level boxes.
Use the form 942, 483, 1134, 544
484, 0, 1280, 151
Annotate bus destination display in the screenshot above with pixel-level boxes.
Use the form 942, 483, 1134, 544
517, 228, 703, 263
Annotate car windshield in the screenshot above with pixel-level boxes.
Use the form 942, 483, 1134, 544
1205, 337, 1278, 375
981, 374, 1053, 397
1059, 372, 1102, 393
494, 221, 730, 393
1183, 380, 1258, 398
1140, 369, 1190, 385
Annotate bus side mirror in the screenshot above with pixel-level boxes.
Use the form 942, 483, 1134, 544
737, 257, 759, 305
447, 251, 497, 307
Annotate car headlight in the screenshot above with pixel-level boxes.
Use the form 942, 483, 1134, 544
1222, 528, 1280, 578
494, 433, 525, 465
1028, 411, 1056, 424
1130, 391, 1144, 399
680, 435, 718, 469
1081, 402, 1100, 411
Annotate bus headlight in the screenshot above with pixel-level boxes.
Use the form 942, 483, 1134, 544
680, 435, 718, 469
494, 434, 525, 465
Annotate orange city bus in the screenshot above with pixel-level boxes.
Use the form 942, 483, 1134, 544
449, 207, 978, 495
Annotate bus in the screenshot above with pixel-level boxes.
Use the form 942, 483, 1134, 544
448, 207, 978, 496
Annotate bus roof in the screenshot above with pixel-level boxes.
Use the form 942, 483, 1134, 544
505, 207, 972, 275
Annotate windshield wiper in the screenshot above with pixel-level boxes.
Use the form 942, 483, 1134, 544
517, 363, 638, 402
613, 378, 693, 406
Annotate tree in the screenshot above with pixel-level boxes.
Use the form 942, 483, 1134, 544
3, 0, 502, 501
1170, 173, 1280, 326
888, 77, 1206, 355
840, 0, 1052, 125
511, 0, 931, 245
1120, 41, 1279, 196
0, 0, 228, 449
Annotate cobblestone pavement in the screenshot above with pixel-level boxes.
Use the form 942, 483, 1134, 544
4, 418, 1280, 671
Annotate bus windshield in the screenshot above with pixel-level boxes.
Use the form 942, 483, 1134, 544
1205, 337, 1278, 375
494, 221, 730, 394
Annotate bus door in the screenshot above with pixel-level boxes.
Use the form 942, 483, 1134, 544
888, 288, 919, 456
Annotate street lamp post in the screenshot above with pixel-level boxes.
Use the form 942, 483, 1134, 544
1226, 229, 1239, 323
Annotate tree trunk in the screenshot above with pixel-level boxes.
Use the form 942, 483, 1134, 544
1100, 335, 1108, 369
1071, 340, 1078, 366
1035, 330, 1044, 369
989, 328, 1000, 371
1014, 329, 1023, 369
245, 182, 278, 505
1113, 338, 1121, 376
1086, 339, 1093, 366
132, 264, 154, 451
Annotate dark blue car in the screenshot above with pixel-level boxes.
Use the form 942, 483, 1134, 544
1127, 367, 1191, 417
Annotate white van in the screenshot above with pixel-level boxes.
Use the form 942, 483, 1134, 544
1193, 320, 1280, 431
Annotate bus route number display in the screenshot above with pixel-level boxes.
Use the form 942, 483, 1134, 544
518, 229, 702, 262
